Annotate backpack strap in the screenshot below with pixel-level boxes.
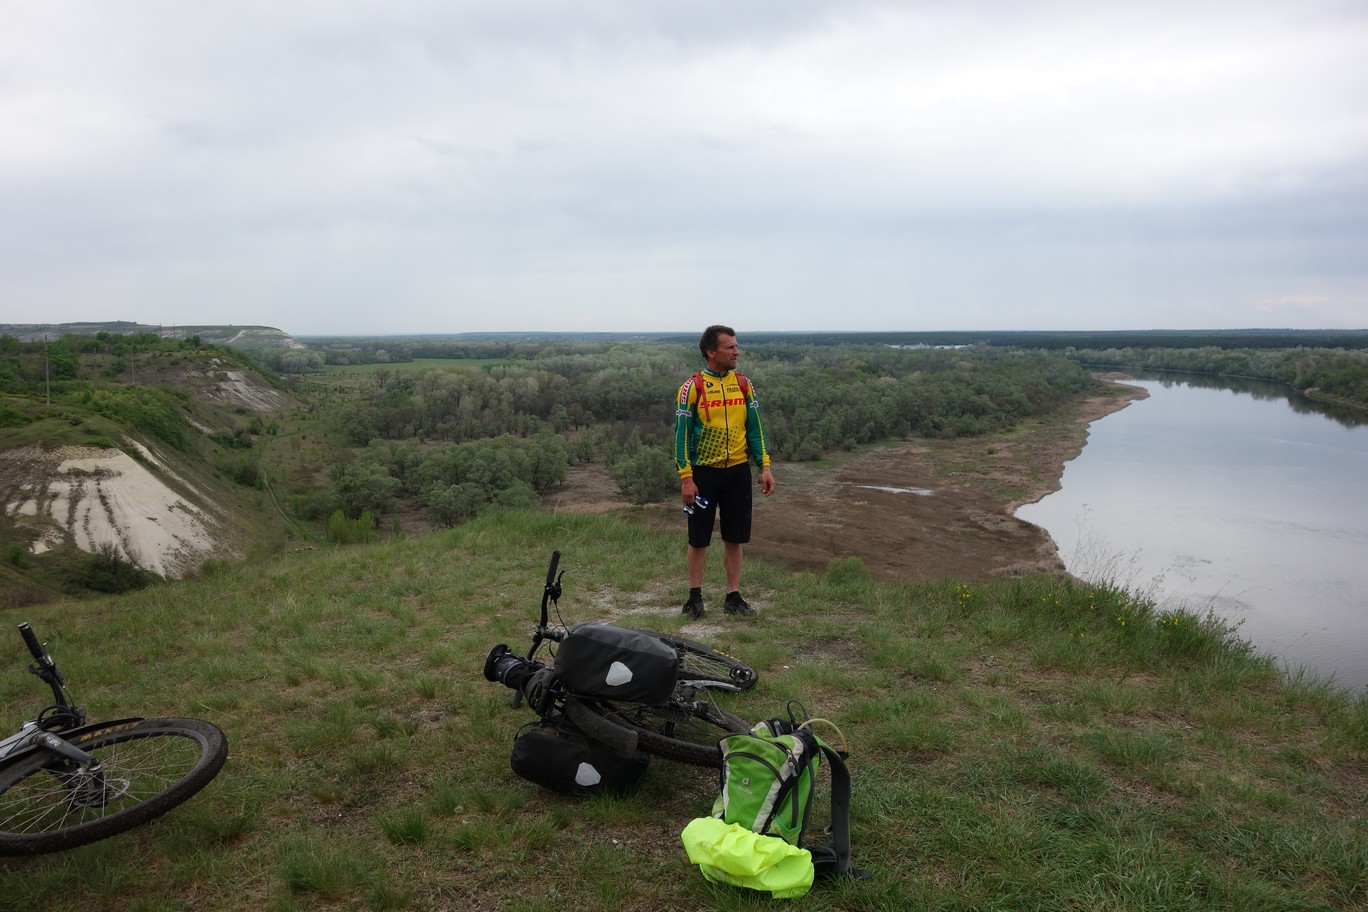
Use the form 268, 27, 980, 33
808, 742, 870, 880
690, 372, 708, 423
690, 371, 751, 425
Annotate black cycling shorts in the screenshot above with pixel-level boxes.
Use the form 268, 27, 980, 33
686, 464, 752, 548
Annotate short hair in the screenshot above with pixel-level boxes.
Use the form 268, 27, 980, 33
699, 325, 736, 359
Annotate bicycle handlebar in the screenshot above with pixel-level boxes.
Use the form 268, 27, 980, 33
535, 551, 564, 641
515, 551, 565, 707
545, 550, 560, 590
18, 623, 52, 667
17, 621, 70, 704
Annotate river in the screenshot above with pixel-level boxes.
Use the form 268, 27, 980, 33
1017, 375, 1368, 695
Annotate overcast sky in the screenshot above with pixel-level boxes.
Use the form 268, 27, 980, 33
3, 1, 1365, 335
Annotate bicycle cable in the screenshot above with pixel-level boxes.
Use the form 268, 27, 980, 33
36, 703, 85, 732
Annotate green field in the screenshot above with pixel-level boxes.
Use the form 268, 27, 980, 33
2, 510, 1364, 911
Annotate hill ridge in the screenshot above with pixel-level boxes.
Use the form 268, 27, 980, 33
0, 321, 302, 351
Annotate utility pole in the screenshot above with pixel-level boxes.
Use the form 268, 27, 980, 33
44, 335, 51, 405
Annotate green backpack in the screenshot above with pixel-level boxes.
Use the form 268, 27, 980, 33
710, 709, 862, 879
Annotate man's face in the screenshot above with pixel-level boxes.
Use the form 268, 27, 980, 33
707, 334, 740, 372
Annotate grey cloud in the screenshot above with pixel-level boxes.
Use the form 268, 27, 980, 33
1, 0, 1365, 332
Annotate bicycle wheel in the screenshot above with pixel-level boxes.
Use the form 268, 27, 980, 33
0, 717, 227, 856
579, 691, 754, 767
632, 630, 759, 692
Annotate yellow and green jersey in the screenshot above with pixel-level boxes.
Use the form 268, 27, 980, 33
674, 368, 771, 479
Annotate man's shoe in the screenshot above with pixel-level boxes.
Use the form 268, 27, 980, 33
682, 592, 705, 619
724, 593, 757, 616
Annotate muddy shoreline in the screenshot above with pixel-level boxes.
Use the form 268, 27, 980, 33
749, 377, 1149, 583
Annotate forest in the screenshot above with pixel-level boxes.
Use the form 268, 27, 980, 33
290, 341, 1095, 529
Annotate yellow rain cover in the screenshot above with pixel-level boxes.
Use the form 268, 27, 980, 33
680, 817, 815, 899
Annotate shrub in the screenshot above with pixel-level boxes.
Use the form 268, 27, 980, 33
80, 542, 155, 593
0, 406, 30, 428
822, 555, 872, 587
610, 446, 677, 504
217, 452, 261, 487
326, 510, 376, 544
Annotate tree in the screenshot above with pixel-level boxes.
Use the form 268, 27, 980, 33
611, 446, 678, 504
326, 510, 376, 543
333, 463, 402, 516
421, 483, 486, 527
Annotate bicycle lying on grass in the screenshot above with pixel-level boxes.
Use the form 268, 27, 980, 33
484, 550, 757, 767
0, 623, 228, 856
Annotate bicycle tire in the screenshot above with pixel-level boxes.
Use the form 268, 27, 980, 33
579, 693, 754, 767
0, 717, 227, 856
629, 630, 759, 692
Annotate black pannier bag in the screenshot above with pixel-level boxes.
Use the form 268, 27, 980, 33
553, 622, 680, 705
510, 713, 651, 797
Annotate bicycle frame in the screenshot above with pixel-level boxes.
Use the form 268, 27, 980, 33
484, 551, 761, 768
512, 551, 746, 701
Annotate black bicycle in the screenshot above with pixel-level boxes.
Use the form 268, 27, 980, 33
0, 623, 228, 856
485, 551, 757, 767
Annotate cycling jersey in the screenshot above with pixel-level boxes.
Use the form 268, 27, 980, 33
674, 368, 771, 479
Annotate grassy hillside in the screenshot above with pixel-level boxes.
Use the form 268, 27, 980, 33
1, 338, 302, 599
2, 510, 1364, 911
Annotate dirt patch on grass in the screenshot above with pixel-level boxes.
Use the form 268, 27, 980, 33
556, 377, 1148, 585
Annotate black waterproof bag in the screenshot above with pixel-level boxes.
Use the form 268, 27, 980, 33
509, 712, 651, 798
553, 622, 680, 705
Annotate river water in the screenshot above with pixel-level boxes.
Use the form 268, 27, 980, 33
1017, 376, 1368, 695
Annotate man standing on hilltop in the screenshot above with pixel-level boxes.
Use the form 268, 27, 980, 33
673, 325, 776, 619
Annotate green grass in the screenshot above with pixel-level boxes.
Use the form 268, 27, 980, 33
1, 509, 1364, 910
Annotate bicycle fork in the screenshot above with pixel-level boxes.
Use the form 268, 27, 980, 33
26, 728, 127, 810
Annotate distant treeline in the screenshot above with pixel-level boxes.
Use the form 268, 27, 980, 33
841, 329, 1368, 351
334, 343, 1096, 454
1064, 346, 1368, 407
276, 331, 1368, 411
299, 337, 653, 367
293, 329, 1368, 368
254, 347, 325, 374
